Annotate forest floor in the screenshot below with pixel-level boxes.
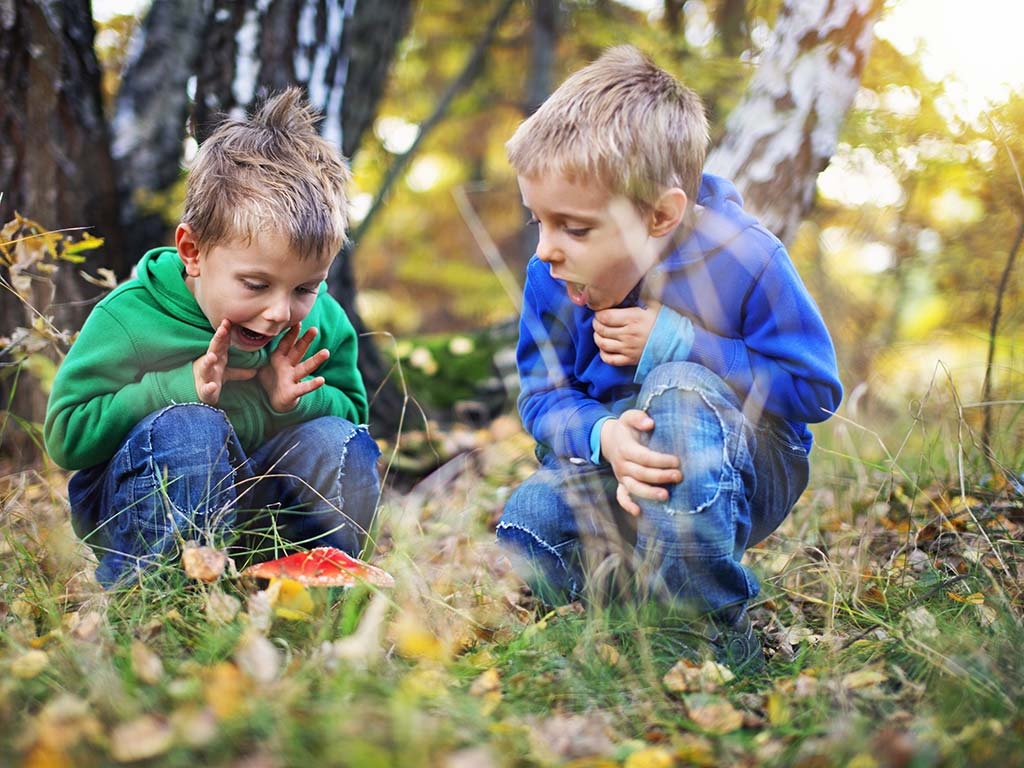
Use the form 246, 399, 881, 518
2, 403, 1023, 767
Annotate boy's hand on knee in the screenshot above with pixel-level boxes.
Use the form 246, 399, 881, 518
601, 409, 682, 516
592, 303, 658, 366
257, 323, 329, 412
194, 319, 258, 405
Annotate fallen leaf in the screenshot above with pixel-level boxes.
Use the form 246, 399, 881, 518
328, 592, 390, 668
181, 542, 228, 583
624, 746, 675, 768
204, 661, 249, 720
234, 628, 281, 684
11, 649, 49, 679
841, 667, 888, 690
469, 667, 502, 715
663, 658, 734, 693
947, 591, 985, 604
685, 694, 745, 734
130, 640, 164, 685
109, 714, 174, 762
205, 589, 241, 624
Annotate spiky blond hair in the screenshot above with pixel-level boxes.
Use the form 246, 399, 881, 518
181, 88, 351, 261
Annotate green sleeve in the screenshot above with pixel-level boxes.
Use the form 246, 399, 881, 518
43, 306, 201, 470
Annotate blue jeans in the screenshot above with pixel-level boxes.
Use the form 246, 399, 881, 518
68, 403, 381, 588
496, 362, 809, 616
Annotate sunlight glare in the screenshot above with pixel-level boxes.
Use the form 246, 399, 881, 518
877, 0, 1024, 117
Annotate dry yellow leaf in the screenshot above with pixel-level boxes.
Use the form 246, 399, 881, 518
131, 640, 165, 685
204, 661, 250, 720
393, 616, 447, 661
181, 542, 228, 583
109, 714, 174, 762
624, 746, 675, 768
841, 667, 888, 690
469, 666, 501, 696
663, 658, 734, 694
947, 591, 985, 604
685, 695, 744, 734
11, 649, 50, 679
22, 741, 72, 768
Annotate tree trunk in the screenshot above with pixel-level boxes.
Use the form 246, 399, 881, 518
706, 0, 884, 245
0, 0, 124, 461
187, 0, 414, 437
112, 0, 210, 262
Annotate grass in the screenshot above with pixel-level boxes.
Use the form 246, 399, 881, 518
2, 390, 1023, 767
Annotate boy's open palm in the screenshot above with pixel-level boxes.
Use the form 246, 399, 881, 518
257, 324, 329, 412
600, 409, 682, 516
193, 319, 258, 405
592, 302, 659, 366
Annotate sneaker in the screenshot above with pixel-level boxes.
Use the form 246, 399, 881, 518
703, 610, 766, 675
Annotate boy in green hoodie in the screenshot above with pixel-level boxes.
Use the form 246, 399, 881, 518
44, 89, 381, 588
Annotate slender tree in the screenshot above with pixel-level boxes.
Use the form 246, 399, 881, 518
706, 0, 885, 245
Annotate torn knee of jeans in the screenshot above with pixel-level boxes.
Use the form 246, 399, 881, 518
497, 522, 571, 568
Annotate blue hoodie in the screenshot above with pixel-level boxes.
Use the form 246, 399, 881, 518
515, 173, 843, 460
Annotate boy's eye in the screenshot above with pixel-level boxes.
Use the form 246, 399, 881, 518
242, 280, 267, 291
565, 226, 591, 238
296, 286, 318, 296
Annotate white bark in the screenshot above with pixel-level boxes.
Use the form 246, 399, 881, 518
706, 0, 884, 244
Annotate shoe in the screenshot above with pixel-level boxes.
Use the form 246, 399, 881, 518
703, 609, 766, 675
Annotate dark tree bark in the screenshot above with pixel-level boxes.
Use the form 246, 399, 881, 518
112, 0, 210, 262
0, 0, 125, 460
187, 0, 415, 437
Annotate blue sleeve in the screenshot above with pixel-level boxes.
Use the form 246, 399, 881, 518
634, 304, 696, 382
516, 263, 614, 461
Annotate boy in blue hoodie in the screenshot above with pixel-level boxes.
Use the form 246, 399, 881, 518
495, 46, 842, 672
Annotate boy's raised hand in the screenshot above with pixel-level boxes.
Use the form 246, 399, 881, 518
193, 319, 258, 405
257, 324, 329, 412
592, 302, 659, 366
600, 409, 682, 516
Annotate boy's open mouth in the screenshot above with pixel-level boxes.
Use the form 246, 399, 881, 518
235, 326, 271, 347
566, 281, 587, 307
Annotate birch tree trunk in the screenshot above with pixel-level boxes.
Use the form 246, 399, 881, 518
706, 0, 884, 245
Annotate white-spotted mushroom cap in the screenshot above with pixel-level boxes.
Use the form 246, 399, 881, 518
242, 547, 394, 588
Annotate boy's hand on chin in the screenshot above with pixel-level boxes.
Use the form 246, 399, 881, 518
592, 302, 659, 366
600, 409, 682, 516
257, 324, 330, 412
193, 319, 257, 405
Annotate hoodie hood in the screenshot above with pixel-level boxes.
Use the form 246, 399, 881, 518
659, 174, 761, 271
134, 247, 211, 330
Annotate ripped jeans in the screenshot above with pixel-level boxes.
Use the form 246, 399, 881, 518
68, 403, 381, 588
496, 362, 809, 616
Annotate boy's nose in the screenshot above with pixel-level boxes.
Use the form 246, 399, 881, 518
535, 231, 560, 264
263, 296, 292, 323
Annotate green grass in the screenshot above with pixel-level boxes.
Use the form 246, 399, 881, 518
3, 342, 1024, 766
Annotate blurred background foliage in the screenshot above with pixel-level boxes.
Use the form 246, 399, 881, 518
28, 0, 1024, 457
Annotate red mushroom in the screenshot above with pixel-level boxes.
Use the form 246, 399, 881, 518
241, 547, 395, 588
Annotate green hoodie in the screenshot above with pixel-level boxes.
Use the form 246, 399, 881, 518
44, 247, 368, 470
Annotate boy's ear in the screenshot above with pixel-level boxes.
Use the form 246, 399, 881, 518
648, 188, 688, 238
176, 224, 202, 276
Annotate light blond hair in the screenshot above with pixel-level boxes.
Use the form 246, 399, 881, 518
507, 45, 708, 209
181, 88, 351, 261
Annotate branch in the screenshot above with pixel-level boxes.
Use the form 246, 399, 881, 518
349, 0, 518, 253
